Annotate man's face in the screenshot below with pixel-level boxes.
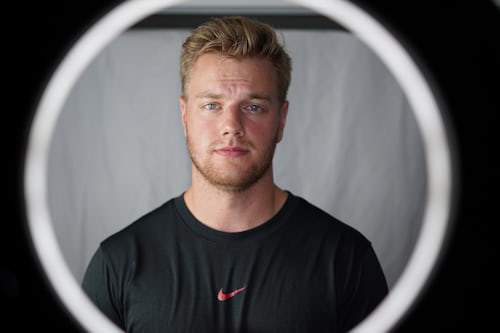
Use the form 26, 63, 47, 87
180, 53, 288, 192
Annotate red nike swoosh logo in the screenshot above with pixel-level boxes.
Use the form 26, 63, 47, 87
217, 285, 247, 301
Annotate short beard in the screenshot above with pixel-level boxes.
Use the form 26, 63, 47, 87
186, 132, 278, 193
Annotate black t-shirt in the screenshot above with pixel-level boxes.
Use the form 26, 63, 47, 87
82, 192, 388, 332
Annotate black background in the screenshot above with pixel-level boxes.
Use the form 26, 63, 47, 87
3, 0, 499, 331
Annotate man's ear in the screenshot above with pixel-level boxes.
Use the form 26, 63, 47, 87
277, 100, 289, 143
179, 95, 187, 137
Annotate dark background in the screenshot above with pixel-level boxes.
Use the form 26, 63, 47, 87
3, 0, 499, 331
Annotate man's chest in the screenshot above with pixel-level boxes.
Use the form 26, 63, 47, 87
122, 244, 337, 332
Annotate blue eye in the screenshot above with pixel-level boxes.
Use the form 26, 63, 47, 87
245, 105, 263, 112
204, 103, 218, 111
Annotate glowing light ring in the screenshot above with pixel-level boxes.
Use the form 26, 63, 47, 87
24, 0, 454, 332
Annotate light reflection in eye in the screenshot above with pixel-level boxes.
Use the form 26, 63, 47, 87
204, 103, 219, 111
244, 104, 264, 113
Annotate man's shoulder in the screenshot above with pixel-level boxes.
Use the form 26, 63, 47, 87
289, 193, 370, 247
100, 197, 179, 251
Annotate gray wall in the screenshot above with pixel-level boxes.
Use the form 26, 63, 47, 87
48, 28, 426, 289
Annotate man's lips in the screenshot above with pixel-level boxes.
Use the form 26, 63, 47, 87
214, 146, 250, 157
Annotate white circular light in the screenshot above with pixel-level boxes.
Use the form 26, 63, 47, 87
24, 0, 454, 332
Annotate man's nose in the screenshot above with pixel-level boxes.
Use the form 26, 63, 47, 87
221, 105, 244, 137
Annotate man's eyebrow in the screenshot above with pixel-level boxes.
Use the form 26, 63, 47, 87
247, 93, 273, 102
194, 91, 272, 101
194, 92, 223, 99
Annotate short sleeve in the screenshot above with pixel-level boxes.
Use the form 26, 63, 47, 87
81, 246, 125, 329
336, 244, 388, 332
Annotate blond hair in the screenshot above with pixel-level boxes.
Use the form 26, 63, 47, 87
180, 16, 292, 102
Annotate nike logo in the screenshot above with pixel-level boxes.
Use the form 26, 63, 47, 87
217, 285, 247, 301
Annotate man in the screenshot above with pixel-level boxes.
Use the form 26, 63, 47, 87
82, 16, 388, 332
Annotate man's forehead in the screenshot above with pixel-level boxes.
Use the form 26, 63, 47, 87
192, 54, 270, 73
186, 54, 279, 100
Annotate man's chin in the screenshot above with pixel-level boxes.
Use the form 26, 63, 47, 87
192, 157, 273, 193
207, 175, 259, 193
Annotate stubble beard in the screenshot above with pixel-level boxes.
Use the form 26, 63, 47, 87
186, 131, 279, 193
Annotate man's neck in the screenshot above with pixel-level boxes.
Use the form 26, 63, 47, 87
183, 170, 288, 233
